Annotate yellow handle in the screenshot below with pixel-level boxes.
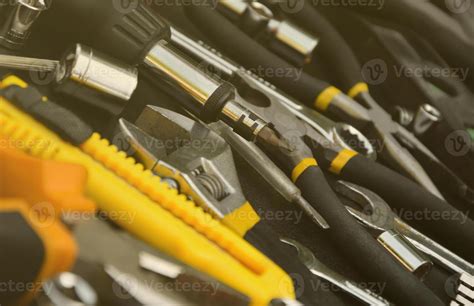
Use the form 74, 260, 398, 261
0, 75, 296, 305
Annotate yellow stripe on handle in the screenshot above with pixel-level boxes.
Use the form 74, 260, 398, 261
347, 82, 369, 99
314, 86, 341, 111
329, 149, 359, 175
291, 158, 318, 183
222, 202, 261, 237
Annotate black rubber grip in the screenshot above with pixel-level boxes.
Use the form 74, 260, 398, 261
342, 0, 474, 86
283, 0, 364, 92
42, 0, 170, 64
244, 221, 344, 305
294, 166, 443, 305
0, 212, 44, 305
2, 85, 93, 145
184, 5, 331, 106
335, 154, 474, 260
202, 82, 235, 122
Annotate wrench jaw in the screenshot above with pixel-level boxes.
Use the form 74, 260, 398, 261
120, 106, 249, 220
280, 238, 320, 272
334, 181, 395, 232
334, 181, 433, 279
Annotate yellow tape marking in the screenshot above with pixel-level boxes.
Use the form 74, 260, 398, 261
329, 149, 359, 175
291, 158, 318, 183
348, 82, 369, 99
314, 86, 341, 111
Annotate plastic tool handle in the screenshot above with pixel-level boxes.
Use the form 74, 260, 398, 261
1, 85, 92, 145
45, 0, 170, 64
0, 200, 77, 306
293, 165, 443, 305
334, 153, 474, 261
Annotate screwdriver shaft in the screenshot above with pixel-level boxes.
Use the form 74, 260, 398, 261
0, 54, 59, 72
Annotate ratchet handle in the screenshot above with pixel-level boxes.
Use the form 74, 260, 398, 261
294, 164, 443, 305
45, 0, 170, 63
328, 151, 474, 260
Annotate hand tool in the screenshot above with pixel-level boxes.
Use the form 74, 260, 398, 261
120, 105, 328, 230
168, 25, 373, 228
183, 2, 445, 199
343, 0, 474, 88
216, 0, 319, 66
280, 1, 474, 203
139, 252, 250, 306
0, 137, 96, 216
0, 75, 297, 306
0, 144, 90, 306
172, 15, 470, 288
119, 108, 262, 234
209, 121, 329, 228
0, 0, 49, 50
170, 18, 444, 304
41, 0, 289, 151
0, 44, 138, 115
177, 49, 444, 306
281, 238, 391, 306
168, 26, 377, 161
335, 181, 434, 278
0, 198, 77, 306
325, 10, 474, 194
118, 106, 340, 305
335, 181, 474, 276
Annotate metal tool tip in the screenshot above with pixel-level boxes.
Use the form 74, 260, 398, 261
257, 126, 294, 152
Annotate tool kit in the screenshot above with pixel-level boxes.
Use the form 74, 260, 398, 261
0, 0, 473, 305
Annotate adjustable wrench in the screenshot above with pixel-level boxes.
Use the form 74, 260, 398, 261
335, 181, 474, 276
281, 238, 391, 306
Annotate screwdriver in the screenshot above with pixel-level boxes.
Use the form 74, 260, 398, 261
41, 0, 290, 150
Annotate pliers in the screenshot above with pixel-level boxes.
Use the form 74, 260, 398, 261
183, 2, 446, 199
171, 10, 474, 264
116, 106, 340, 305
164, 32, 446, 303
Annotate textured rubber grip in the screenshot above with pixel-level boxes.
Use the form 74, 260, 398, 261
337, 154, 474, 260
1, 85, 92, 145
44, 0, 170, 64
278, 0, 364, 92
295, 166, 443, 305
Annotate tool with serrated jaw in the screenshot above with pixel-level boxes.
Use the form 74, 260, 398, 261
281, 238, 391, 306
335, 181, 474, 276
